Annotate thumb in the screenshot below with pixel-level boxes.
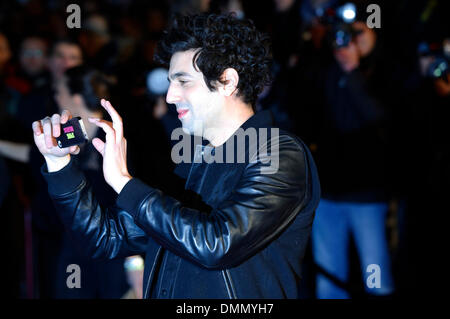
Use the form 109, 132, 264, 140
92, 137, 105, 156
69, 145, 80, 155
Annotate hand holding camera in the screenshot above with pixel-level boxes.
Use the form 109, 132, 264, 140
32, 110, 82, 172
32, 99, 132, 194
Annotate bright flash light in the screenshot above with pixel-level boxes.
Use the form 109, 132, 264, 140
343, 9, 356, 20
339, 3, 357, 22
147, 68, 169, 95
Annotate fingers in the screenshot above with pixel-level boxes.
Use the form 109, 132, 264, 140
100, 99, 123, 142
41, 116, 54, 148
88, 118, 115, 145
69, 145, 80, 155
32, 121, 43, 136
92, 137, 105, 156
51, 114, 61, 137
33, 110, 72, 148
61, 109, 73, 124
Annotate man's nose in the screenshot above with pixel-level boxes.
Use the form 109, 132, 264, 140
166, 83, 181, 104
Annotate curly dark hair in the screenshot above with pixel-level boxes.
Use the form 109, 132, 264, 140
154, 13, 272, 107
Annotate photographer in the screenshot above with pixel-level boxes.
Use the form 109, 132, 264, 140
310, 17, 395, 298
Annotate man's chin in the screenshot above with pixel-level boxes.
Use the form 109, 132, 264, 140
181, 126, 191, 135
179, 120, 204, 137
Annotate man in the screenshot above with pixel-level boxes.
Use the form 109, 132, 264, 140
311, 21, 395, 298
15, 39, 83, 137
19, 37, 48, 80
47, 39, 83, 83
31, 14, 320, 298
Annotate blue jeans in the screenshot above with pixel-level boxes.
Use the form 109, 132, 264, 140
311, 199, 395, 298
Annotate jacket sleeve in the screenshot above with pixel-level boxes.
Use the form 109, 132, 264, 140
42, 158, 149, 260
116, 134, 318, 269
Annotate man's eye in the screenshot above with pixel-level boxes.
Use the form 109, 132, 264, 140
178, 79, 189, 85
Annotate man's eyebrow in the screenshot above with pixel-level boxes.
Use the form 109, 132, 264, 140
167, 72, 192, 82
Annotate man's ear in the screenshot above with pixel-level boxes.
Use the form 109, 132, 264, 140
218, 68, 239, 97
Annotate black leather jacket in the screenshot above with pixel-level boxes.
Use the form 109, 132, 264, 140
42, 111, 320, 298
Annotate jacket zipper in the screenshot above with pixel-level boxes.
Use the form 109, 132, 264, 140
143, 247, 162, 299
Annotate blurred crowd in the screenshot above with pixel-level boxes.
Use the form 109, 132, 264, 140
0, 0, 448, 299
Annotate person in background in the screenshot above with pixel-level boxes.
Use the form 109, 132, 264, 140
0, 32, 22, 121
311, 19, 396, 299
1, 40, 135, 298
17, 36, 49, 93
78, 14, 119, 75
0, 31, 31, 298
30, 65, 132, 298
47, 39, 84, 84
0, 39, 83, 164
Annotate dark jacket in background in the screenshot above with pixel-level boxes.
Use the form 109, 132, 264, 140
316, 61, 389, 202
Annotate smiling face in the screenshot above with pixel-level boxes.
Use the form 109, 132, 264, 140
166, 50, 224, 137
